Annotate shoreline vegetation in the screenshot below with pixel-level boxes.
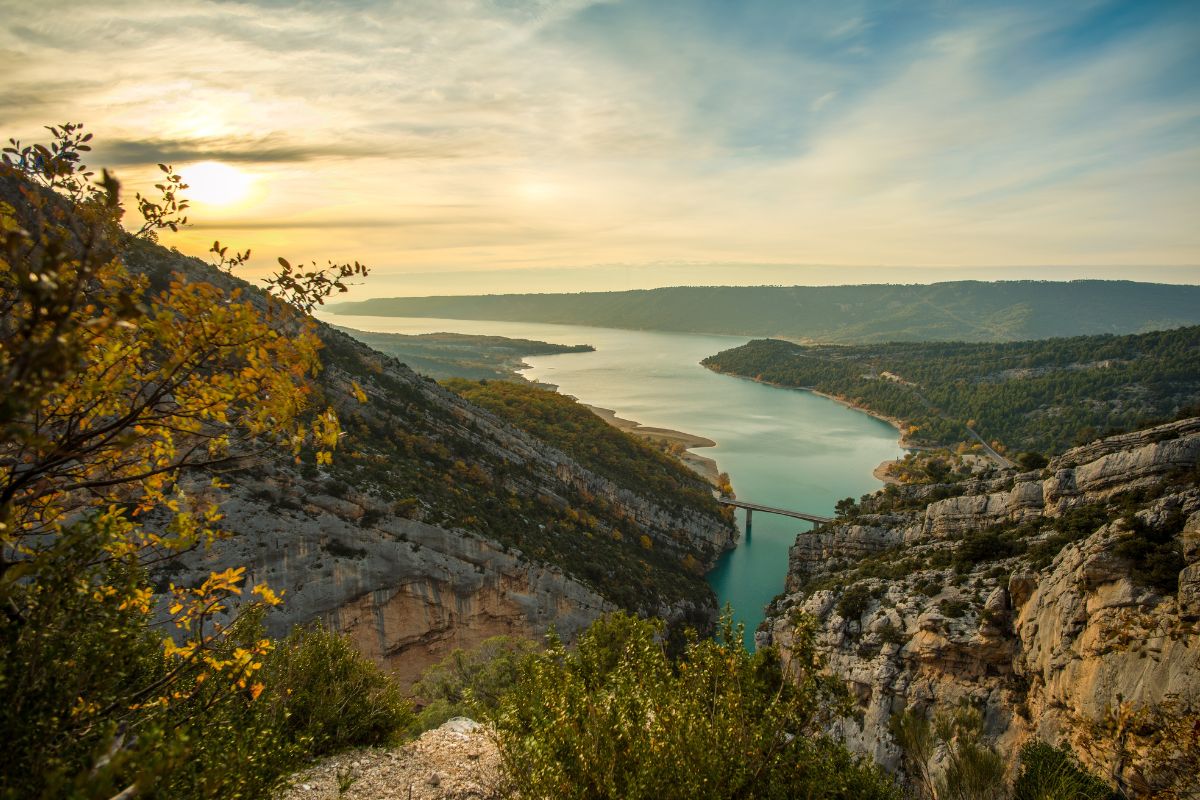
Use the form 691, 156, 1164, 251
702, 331, 1200, 455
583, 404, 722, 485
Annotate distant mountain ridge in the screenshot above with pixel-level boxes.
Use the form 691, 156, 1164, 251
330, 280, 1200, 343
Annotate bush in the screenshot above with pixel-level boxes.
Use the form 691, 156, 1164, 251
892, 704, 1008, 800
938, 599, 971, 619
1016, 452, 1049, 470
953, 529, 1025, 573
490, 611, 900, 800
1115, 511, 1187, 593
1012, 741, 1115, 800
837, 584, 875, 621
877, 620, 907, 646
0, 522, 175, 800
411, 635, 536, 733
935, 706, 1006, 800
258, 623, 414, 756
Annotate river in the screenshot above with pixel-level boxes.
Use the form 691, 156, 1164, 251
322, 313, 904, 646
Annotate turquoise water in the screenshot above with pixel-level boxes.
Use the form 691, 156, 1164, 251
322, 313, 904, 646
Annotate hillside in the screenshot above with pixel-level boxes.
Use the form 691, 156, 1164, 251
701, 328, 1200, 454
115, 238, 737, 683
443, 380, 726, 522
332, 326, 593, 381
1, 156, 748, 797
328, 281, 1200, 343
759, 418, 1200, 796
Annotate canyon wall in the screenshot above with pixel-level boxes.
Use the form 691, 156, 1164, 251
760, 418, 1200, 794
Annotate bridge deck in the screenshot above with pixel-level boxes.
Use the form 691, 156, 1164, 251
717, 498, 832, 525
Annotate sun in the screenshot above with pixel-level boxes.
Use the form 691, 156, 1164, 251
181, 161, 253, 207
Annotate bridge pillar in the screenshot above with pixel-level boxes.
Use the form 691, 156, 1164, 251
745, 507, 752, 535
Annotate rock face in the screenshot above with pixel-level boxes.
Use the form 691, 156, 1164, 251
165, 473, 613, 686
760, 419, 1200, 794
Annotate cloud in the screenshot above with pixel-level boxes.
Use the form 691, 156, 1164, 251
1, 0, 1196, 287
98, 136, 355, 166
95, 133, 480, 166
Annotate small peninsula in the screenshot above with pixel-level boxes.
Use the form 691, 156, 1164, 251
333, 325, 593, 381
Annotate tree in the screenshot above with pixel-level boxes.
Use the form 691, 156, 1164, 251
0, 124, 382, 797
836, 496, 860, 518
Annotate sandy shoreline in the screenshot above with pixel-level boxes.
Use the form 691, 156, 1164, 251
583, 404, 721, 485
872, 459, 903, 485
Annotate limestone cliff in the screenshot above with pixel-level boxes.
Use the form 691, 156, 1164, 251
158, 467, 613, 686
760, 418, 1200, 795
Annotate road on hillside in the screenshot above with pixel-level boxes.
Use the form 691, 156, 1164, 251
965, 425, 1017, 469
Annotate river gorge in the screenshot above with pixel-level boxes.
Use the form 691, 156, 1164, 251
323, 313, 905, 643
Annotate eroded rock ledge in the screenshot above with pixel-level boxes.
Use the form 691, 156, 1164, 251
761, 418, 1200, 793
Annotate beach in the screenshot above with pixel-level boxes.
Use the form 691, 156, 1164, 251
584, 404, 721, 485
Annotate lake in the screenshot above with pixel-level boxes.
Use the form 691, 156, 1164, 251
322, 313, 904, 646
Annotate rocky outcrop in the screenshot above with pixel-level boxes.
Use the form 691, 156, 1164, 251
280, 717, 502, 799
1015, 514, 1200, 760
761, 419, 1200, 793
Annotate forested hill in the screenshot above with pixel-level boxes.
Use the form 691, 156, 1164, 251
329, 280, 1200, 343
702, 327, 1200, 454
331, 326, 593, 381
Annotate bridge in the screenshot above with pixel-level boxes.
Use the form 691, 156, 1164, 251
717, 498, 832, 533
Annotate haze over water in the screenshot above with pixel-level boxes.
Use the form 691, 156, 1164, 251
325, 313, 904, 645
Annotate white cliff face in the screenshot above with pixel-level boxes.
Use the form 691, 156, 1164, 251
761, 419, 1200, 794
166, 475, 613, 686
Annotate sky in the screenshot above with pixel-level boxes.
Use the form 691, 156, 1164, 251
1, 0, 1198, 296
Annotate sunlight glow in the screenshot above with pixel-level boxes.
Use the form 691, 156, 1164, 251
181, 161, 253, 207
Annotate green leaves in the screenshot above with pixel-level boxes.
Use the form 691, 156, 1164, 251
491, 611, 900, 800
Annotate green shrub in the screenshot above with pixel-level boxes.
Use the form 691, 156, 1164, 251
0, 524, 177, 800
490, 611, 900, 800
939, 599, 971, 618
935, 706, 1006, 800
953, 530, 1025, 573
1115, 511, 1187, 593
258, 623, 414, 756
837, 584, 874, 621
892, 704, 1008, 800
1016, 452, 1049, 470
877, 621, 907, 646
889, 709, 937, 798
917, 578, 943, 596
411, 635, 537, 732
1012, 741, 1115, 800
